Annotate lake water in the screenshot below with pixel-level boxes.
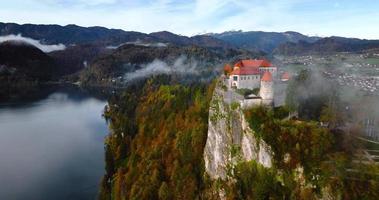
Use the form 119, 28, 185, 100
0, 86, 108, 200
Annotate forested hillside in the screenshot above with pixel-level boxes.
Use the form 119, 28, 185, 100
99, 77, 217, 199
0, 41, 57, 100
99, 71, 379, 199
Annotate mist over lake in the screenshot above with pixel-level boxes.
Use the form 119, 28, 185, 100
0, 86, 108, 200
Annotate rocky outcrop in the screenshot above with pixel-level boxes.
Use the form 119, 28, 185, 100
203, 83, 336, 200
204, 86, 273, 180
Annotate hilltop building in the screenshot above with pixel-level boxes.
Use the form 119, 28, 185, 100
229, 59, 277, 89
239, 71, 274, 107
226, 59, 277, 107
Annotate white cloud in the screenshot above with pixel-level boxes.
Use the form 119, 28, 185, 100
0, 34, 66, 53
124, 55, 198, 81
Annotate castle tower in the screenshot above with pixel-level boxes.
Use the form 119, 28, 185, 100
260, 71, 274, 105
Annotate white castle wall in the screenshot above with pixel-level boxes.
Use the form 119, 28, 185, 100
231, 74, 260, 89
240, 98, 262, 109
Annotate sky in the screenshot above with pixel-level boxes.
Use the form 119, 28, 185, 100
1, 0, 379, 39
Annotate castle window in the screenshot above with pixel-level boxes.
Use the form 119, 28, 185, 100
233, 76, 238, 81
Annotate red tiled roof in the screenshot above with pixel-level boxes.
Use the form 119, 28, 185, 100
261, 71, 273, 82
231, 59, 274, 75
230, 67, 259, 75
234, 59, 273, 68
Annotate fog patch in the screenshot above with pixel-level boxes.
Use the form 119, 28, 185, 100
285, 54, 379, 140
0, 34, 66, 53
106, 39, 167, 49
124, 55, 199, 81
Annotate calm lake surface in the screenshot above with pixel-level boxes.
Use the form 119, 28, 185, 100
0, 86, 108, 200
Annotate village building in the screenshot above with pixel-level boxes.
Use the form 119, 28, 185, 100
281, 72, 290, 82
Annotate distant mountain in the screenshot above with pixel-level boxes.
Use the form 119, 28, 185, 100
273, 36, 379, 55
0, 23, 319, 52
0, 23, 233, 49
0, 22, 153, 46
208, 30, 320, 53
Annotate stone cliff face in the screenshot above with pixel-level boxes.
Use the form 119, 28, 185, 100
203, 82, 335, 200
204, 86, 273, 180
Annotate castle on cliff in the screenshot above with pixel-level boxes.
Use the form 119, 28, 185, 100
226, 59, 279, 107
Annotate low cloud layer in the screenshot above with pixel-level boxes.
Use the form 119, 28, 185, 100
0, 34, 66, 53
124, 56, 198, 81
106, 40, 167, 49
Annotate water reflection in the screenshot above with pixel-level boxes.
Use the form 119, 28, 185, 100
0, 86, 108, 200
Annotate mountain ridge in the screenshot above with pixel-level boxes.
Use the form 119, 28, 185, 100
3, 22, 379, 55
0, 22, 232, 49
207, 30, 320, 53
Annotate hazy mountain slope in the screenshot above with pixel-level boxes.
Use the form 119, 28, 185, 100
49, 44, 113, 77
0, 41, 55, 81
0, 22, 153, 45
4, 22, 379, 55
190, 35, 234, 48
209, 30, 320, 53
274, 36, 379, 55
149, 31, 192, 45
0, 23, 232, 49
149, 31, 234, 49
0, 23, 317, 52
